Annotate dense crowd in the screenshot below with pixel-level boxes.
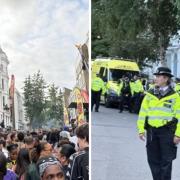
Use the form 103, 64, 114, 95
0, 123, 89, 180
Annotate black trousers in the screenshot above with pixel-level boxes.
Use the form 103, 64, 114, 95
146, 126, 177, 180
118, 94, 132, 112
91, 90, 101, 111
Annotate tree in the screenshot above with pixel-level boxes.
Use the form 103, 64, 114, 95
92, 0, 180, 66
23, 75, 33, 126
146, 0, 179, 65
46, 84, 64, 128
23, 71, 46, 129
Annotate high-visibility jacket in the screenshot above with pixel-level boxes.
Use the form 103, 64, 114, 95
117, 81, 123, 96
91, 77, 105, 93
133, 80, 144, 93
129, 81, 135, 96
137, 88, 180, 137
149, 83, 155, 90
175, 83, 180, 93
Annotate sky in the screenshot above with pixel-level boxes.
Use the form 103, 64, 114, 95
0, 0, 89, 92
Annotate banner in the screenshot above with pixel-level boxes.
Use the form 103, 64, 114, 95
74, 87, 85, 126
9, 75, 15, 128
9, 75, 15, 101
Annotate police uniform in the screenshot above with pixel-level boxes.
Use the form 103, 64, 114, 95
118, 78, 132, 113
91, 74, 105, 112
132, 77, 144, 113
137, 67, 180, 180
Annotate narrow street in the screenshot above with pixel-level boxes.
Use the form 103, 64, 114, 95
92, 106, 180, 180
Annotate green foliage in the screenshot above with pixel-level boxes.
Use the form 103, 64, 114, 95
23, 73, 64, 129
23, 71, 46, 128
92, 0, 180, 66
46, 84, 64, 127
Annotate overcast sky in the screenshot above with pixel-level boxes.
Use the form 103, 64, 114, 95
0, 0, 89, 92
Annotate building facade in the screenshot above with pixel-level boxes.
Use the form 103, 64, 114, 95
14, 89, 26, 130
0, 47, 11, 128
166, 37, 180, 78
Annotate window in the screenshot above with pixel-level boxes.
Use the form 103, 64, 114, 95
3, 96, 5, 106
2, 79, 4, 90
0, 64, 3, 71
99, 67, 105, 78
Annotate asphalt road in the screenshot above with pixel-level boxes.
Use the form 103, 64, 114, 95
91, 106, 180, 180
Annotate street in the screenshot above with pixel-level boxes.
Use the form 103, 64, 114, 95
92, 106, 180, 180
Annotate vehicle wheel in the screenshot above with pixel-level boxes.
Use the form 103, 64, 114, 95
105, 96, 111, 108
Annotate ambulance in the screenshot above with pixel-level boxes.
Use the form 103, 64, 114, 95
92, 57, 140, 107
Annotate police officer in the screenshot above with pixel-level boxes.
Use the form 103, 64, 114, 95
137, 67, 180, 180
118, 77, 132, 113
91, 73, 105, 112
132, 75, 144, 113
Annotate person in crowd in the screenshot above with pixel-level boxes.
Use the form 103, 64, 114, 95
17, 132, 25, 149
49, 129, 59, 147
25, 148, 41, 180
67, 123, 89, 180
0, 139, 8, 158
15, 148, 30, 180
7, 144, 18, 171
0, 152, 17, 180
6, 133, 16, 145
24, 136, 34, 151
58, 144, 76, 179
33, 136, 40, 148
37, 156, 65, 180
36, 141, 53, 160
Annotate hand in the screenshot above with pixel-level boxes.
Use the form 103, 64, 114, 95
173, 136, 180, 145
139, 133, 145, 141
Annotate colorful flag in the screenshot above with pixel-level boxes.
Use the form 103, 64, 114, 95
74, 87, 85, 126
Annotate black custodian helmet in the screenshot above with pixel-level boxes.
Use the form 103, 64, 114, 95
153, 67, 173, 78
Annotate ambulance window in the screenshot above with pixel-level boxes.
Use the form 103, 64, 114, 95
103, 68, 108, 82
99, 67, 105, 78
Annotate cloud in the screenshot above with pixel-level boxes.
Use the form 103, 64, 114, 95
0, 0, 89, 92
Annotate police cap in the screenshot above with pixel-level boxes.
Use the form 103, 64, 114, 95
153, 67, 173, 78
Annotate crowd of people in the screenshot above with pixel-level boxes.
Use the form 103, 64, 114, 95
91, 71, 180, 114
0, 123, 89, 180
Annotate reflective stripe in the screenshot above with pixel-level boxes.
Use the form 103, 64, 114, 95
140, 108, 147, 113
149, 107, 172, 113
176, 110, 180, 114
148, 116, 172, 121
138, 118, 146, 121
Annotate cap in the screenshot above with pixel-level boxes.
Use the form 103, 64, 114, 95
153, 67, 173, 78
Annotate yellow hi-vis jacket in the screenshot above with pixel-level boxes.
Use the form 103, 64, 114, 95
91, 77, 105, 93
175, 83, 180, 93
133, 80, 144, 93
130, 81, 135, 96
137, 90, 180, 137
117, 81, 124, 96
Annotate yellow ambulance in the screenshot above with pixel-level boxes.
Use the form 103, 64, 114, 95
92, 57, 140, 107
